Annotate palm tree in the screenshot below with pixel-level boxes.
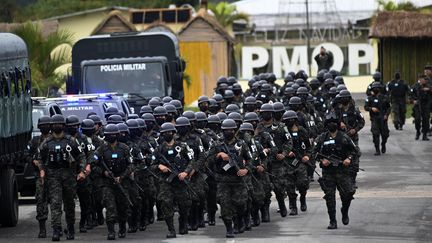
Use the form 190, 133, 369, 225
208, 1, 249, 28
12, 22, 73, 96
377, 0, 418, 12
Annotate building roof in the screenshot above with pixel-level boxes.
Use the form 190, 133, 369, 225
178, 8, 236, 43
369, 11, 432, 38
91, 10, 137, 35
0, 20, 59, 38
44, 6, 130, 21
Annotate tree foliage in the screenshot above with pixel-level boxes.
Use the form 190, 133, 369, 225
12, 22, 74, 96
208, 1, 249, 27
377, 0, 418, 12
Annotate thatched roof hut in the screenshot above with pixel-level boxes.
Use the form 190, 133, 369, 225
369, 11, 432, 84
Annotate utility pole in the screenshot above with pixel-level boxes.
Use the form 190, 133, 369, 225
305, 0, 311, 76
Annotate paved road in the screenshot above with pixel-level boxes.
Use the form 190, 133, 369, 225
0, 119, 431, 242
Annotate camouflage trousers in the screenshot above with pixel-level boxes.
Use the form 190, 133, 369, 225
206, 177, 218, 215
216, 182, 248, 221
371, 118, 389, 146
269, 163, 288, 199
136, 173, 157, 225
76, 178, 92, 225
286, 162, 309, 199
321, 169, 356, 214
157, 181, 192, 219
35, 177, 49, 222
102, 179, 131, 223
128, 179, 142, 227
46, 168, 76, 228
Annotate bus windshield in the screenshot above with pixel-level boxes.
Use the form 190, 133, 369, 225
83, 62, 166, 97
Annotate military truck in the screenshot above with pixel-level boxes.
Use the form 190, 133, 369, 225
67, 31, 186, 113
0, 33, 33, 227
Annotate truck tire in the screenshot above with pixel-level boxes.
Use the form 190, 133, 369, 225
0, 168, 19, 227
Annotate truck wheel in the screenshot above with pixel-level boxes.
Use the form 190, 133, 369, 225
0, 169, 19, 227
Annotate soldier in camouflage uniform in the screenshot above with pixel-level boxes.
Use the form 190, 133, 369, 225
37, 114, 87, 241
207, 119, 252, 238
175, 116, 207, 231
313, 112, 358, 230
26, 116, 51, 238
256, 104, 293, 219
283, 111, 311, 215
91, 124, 133, 240
152, 122, 196, 238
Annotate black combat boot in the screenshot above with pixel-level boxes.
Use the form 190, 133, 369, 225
260, 204, 270, 222
118, 222, 126, 238
38, 220, 47, 238
66, 224, 75, 240
244, 212, 252, 231
97, 210, 104, 226
207, 211, 216, 226
223, 219, 235, 238
277, 197, 288, 217
381, 142, 386, 154
289, 198, 298, 216
374, 144, 381, 156
423, 133, 430, 141
107, 221, 116, 240
300, 194, 307, 212
139, 212, 147, 231
148, 203, 155, 224
85, 215, 94, 230
327, 211, 337, 230
251, 208, 261, 227
238, 215, 245, 233
127, 218, 138, 233
341, 200, 351, 225
79, 219, 87, 233
198, 206, 206, 228
165, 217, 176, 238
179, 214, 189, 235
52, 226, 61, 241
415, 131, 421, 140
188, 207, 198, 231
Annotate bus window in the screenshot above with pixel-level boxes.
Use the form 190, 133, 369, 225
2, 72, 10, 97
9, 71, 16, 96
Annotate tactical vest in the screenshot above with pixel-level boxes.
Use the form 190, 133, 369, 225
46, 138, 72, 169
160, 142, 192, 173
101, 144, 130, 177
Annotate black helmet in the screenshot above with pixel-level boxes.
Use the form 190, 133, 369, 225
232, 83, 242, 91
334, 76, 344, 84
128, 114, 139, 119
195, 112, 207, 122
140, 105, 153, 115
371, 81, 382, 89
291, 83, 300, 91
170, 99, 183, 110
260, 103, 274, 112
224, 89, 234, 99
148, 98, 161, 110
81, 119, 95, 130
284, 87, 295, 95
37, 115, 51, 128
282, 110, 298, 120
284, 75, 294, 83
117, 123, 129, 134
325, 112, 339, 124
51, 114, 66, 125
295, 78, 306, 86
141, 113, 156, 122
227, 76, 237, 85
163, 104, 177, 115
225, 104, 240, 114
329, 87, 337, 95
126, 119, 139, 129
239, 122, 254, 132
217, 76, 228, 85
227, 112, 243, 122
296, 87, 309, 95
324, 78, 335, 86
117, 111, 127, 121
248, 79, 256, 87
329, 69, 339, 79
244, 112, 259, 122
317, 70, 326, 81
310, 78, 320, 86
372, 71, 381, 81
213, 94, 224, 104
88, 115, 102, 125
244, 96, 256, 105
198, 95, 210, 104
339, 90, 351, 98
162, 96, 173, 104
136, 118, 146, 130
208, 115, 221, 124
323, 72, 333, 80
107, 114, 123, 124
182, 111, 196, 122
261, 83, 271, 92
105, 107, 119, 118
175, 117, 191, 127
289, 96, 302, 105
104, 124, 119, 135
160, 122, 177, 133
221, 119, 237, 130
209, 98, 218, 109
336, 84, 347, 93
153, 106, 168, 116
273, 102, 285, 112
216, 112, 228, 122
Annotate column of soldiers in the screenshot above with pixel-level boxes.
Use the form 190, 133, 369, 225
28, 69, 367, 241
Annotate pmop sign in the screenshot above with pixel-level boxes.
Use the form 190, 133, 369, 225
242, 42, 374, 78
